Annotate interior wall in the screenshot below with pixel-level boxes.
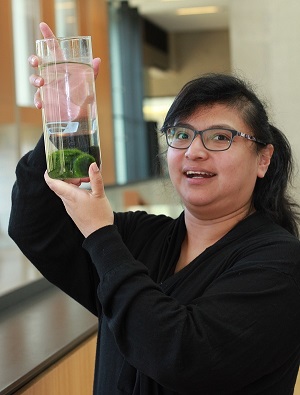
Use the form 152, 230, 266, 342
229, 0, 300, 203
144, 29, 231, 98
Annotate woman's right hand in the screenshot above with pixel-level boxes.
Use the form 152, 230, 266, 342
28, 22, 101, 109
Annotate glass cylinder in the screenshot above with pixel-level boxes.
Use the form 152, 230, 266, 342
36, 36, 101, 179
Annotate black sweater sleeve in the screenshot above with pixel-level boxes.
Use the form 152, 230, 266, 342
8, 136, 100, 316
83, 224, 300, 393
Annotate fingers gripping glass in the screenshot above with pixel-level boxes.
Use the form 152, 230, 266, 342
165, 126, 267, 151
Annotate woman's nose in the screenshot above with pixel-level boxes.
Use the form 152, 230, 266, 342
185, 135, 209, 159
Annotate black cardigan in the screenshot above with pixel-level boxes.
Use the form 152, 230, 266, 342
9, 136, 300, 394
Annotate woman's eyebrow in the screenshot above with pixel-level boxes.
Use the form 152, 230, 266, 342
204, 123, 234, 129
175, 122, 234, 130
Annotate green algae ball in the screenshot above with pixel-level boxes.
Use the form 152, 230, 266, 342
47, 149, 95, 179
73, 153, 95, 177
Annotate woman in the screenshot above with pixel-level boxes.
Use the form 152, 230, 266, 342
9, 23, 300, 394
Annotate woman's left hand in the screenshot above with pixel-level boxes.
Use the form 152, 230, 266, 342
44, 162, 114, 238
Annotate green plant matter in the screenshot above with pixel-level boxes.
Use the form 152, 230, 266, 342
48, 148, 95, 179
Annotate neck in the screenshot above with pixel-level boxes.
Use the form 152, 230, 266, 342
175, 207, 254, 273
184, 205, 254, 250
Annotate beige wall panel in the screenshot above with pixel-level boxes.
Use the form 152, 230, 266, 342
295, 369, 300, 395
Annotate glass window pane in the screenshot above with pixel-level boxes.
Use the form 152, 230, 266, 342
12, 0, 41, 107
55, 0, 78, 37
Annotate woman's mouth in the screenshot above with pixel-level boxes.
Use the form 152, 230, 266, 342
185, 171, 216, 179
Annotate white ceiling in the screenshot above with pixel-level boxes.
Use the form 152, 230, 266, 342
127, 0, 230, 32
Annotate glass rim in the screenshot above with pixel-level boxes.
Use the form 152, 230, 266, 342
36, 36, 91, 44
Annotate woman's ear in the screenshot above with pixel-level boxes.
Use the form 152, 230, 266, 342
257, 144, 274, 178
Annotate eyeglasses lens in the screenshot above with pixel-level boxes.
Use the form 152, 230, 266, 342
167, 127, 233, 151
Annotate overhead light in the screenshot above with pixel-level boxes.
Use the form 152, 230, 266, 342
176, 6, 220, 16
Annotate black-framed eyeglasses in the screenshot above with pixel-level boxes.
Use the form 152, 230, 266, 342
165, 125, 267, 151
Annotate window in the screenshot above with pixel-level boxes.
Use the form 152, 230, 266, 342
12, 0, 41, 106
55, 0, 78, 37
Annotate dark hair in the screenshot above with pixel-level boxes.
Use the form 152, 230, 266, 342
161, 73, 300, 237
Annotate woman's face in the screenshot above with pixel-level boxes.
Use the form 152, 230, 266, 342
167, 103, 273, 219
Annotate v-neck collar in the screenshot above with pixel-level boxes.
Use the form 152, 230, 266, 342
160, 211, 269, 291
